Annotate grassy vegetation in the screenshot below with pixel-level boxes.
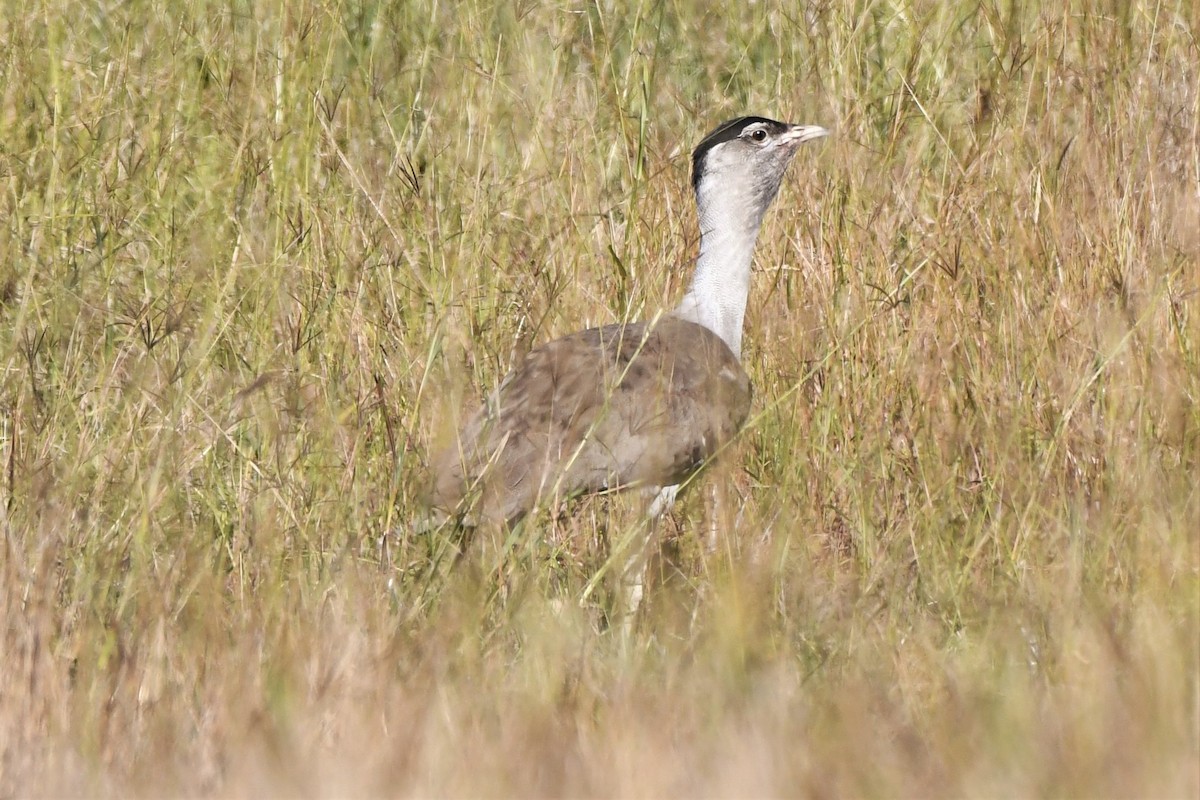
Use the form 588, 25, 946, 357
2, 0, 1197, 795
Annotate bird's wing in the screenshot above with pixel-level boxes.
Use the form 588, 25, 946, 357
427, 317, 751, 525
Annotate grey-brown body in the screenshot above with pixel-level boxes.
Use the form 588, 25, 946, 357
424, 116, 829, 550
428, 316, 751, 526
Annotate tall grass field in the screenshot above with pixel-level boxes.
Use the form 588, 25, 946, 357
2, 0, 1197, 795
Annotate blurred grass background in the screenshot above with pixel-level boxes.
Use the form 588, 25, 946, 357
1, 0, 1197, 795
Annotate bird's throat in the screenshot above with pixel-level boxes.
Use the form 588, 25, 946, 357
674, 212, 763, 360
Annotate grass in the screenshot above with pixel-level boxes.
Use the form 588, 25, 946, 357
1, 0, 1197, 795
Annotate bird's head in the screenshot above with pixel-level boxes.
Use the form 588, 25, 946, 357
691, 116, 829, 232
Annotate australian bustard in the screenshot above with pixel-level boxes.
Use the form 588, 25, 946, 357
424, 116, 829, 614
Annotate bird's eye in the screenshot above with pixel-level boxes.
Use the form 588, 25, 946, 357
749, 128, 768, 143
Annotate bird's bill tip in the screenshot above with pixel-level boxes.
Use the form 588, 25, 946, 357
783, 124, 832, 144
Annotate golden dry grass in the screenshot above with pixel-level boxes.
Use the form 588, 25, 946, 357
2, 0, 1197, 796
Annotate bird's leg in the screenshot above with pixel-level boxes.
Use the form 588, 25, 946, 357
617, 515, 659, 631
615, 484, 680, 631
645, 484, 679, 519
706, 482, 722, 553
578, 486, 679, 633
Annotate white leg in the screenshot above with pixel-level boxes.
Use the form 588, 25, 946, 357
619, 484, 679, 625
646, 484, 679, 520
706, 483, 721, 553
618, 521, 654, 636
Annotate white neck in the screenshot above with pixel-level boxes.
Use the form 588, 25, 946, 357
673, 187, 770, 359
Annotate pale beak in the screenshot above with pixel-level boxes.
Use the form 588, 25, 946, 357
781, 124, 832, 145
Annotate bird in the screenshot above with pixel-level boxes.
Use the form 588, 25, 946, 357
423, 116, 829, 610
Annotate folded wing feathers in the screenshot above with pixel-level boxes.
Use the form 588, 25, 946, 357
428, 316, 751, 526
